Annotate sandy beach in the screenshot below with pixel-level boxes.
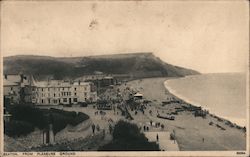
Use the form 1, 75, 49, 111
4, 77, 246, 151
164, 73, 247, 127
117, 77, 246, 151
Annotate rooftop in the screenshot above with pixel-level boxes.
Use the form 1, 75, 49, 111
3, 79, 19, 86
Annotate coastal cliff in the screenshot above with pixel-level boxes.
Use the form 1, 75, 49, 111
3, 53, 199, 80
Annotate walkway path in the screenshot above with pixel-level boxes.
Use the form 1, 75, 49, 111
144, 131, 179, 151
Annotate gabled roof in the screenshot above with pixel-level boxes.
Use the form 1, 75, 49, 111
4, 74, 30, 85
28, 75, 38, 86
4, 75, 22, 83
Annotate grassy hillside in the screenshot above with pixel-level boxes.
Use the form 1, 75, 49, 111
3, 53, 199, 80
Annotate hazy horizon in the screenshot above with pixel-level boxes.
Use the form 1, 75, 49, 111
1, 1, 248, 73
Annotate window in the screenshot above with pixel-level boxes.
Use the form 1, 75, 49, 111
63, 87, 64, 91
59, 99, 61, 103
75, 88, 76, 91
63, 98, 67, 102
73, 98, 77, 102
11, 87, 13, 90
84, 92, 87, 97
54, 100, 57, 103
74, 93, 77, 96
69, 92, 71, 96
54, 93, 56, 97
42, 88, 44, 92
48, 99, 50, 104
42, 99, 44, 103
84, 87, 87, 90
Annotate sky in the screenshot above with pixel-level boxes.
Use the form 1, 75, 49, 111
1, 1, 249, 73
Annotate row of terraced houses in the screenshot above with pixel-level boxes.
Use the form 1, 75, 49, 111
3, 74, 97, 105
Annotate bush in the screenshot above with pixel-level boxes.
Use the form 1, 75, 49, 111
69, 112, 89, 126
49, 108, 77, 118
99, 120, 159, 151
10, 105, 46, 129
50, 111, 89, 134
6, 105, 90, 136
4, 120, 34, 137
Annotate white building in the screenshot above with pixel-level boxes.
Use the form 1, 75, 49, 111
3, 74, 98, 105
33, 80, 97, 105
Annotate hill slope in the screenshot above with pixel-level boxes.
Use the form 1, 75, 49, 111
3, 53, 200, 80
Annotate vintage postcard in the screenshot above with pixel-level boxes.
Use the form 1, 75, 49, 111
0, 0, 249, 156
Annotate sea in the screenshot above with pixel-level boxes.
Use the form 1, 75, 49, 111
164, 73, 247, 127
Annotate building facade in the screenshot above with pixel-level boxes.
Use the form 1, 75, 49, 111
3, 74, 31, 104
34, 80, 97, 105
3, 74, 98, 106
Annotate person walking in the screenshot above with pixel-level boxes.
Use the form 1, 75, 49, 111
109, 124, 113, 134
96, 124, 100, 132
92, 124, 96, 134
102, 129, 106, 139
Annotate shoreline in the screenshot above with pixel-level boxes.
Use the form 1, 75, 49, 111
124, 77, 246, 150
164, 78, 246, 127
4, 77, 246, 151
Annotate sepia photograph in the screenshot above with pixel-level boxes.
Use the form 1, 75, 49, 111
1, 0, 249, 156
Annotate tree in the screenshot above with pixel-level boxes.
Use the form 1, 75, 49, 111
99, 120, 159, 151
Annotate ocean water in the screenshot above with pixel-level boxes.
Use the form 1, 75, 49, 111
165, 73, 247, 127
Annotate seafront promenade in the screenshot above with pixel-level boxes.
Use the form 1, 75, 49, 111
4, 77, 246, 151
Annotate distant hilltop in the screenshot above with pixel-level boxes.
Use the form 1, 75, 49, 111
3, 52, 200, 80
